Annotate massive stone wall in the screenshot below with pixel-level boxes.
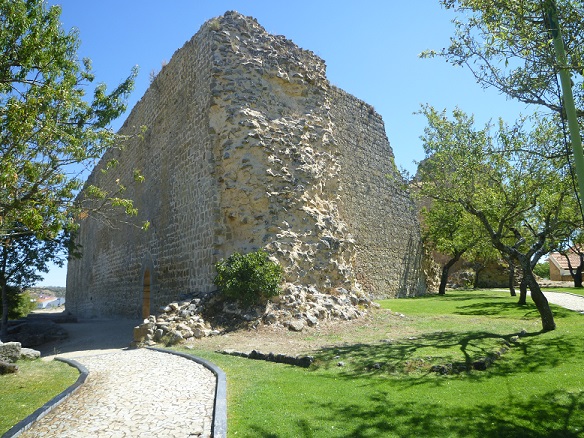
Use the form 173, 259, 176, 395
66, 11, 425, 319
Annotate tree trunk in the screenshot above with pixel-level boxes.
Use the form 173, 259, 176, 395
508, 261, 516, 297
518, 277, 528, 305
574, 266, 583, 288
439, 255, 461, 295
473, 265, 484, 289
573, 252, 583, 288
1, 280, 8, 340
439, 265, 449, 295
564, 252, 584, 288
519, 256, 556, 331
0, 242, 8, 340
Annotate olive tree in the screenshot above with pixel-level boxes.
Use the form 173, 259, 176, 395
420, 200, 492, 294
417, 106, 578, 331
424, 0, 584, 118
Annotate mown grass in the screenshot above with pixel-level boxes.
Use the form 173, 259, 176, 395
176, 291, 584, 437
0, 359, 78, 435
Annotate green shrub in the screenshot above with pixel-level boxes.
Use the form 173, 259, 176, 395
0, 286, 37, 320
214, 250, 283, 305
533, 261, 550, 279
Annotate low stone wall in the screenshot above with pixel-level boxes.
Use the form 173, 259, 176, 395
219, 349, 314, 368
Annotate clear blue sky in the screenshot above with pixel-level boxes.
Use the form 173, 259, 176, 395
38, 0, 531, 287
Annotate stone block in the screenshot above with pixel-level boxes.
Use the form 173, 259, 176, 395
133, 324, 150, 343
20, 348, 41, 360
0, 342, 22, 363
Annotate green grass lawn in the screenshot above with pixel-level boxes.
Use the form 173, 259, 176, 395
2, 291, 583, 437
0, 359, 78, 435
177, 291, 584, 438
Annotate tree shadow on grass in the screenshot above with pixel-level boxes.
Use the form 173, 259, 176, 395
248, 389, 584, 438
330, 389, 584, 438
452, 300, 576, 319
311, 329, 578, 383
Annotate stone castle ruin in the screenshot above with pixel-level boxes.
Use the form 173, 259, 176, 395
66, 11, 426, 322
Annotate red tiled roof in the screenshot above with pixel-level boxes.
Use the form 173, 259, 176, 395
549, 251, 584, 270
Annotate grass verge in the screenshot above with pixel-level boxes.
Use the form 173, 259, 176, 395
175, 291, 584, 437
0, 359, 78, 435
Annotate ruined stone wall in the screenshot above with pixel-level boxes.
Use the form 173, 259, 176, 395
67, 11, 425, 319
67, 22, 219, 318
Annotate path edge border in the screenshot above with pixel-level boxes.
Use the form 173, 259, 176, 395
147, 346, 227, 438
2, 357, 89, 438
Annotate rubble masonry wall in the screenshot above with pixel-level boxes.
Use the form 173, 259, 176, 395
66, 12, 425, 319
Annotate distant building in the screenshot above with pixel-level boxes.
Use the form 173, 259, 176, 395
37, 297, 66, 309
549, 251, 583, 282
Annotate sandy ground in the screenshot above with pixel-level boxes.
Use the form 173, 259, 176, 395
30, 307, 410, 358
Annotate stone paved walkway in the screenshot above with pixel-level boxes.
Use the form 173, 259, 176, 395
19, 348, 216, 438
542, 291, 584, 313
11, 316, 220, 438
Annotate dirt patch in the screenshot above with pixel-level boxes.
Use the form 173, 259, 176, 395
184, 308, 418, 356
26, 308, 419, 359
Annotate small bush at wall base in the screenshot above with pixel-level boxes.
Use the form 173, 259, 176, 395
214, 250, 283, 306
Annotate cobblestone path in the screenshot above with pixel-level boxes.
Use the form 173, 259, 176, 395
19, 349, 216, 438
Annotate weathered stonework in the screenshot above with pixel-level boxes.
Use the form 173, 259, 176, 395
66, 11, 425, 319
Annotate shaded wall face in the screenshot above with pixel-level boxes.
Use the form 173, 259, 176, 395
329, 88, 426, 298
66, 27, 218, 318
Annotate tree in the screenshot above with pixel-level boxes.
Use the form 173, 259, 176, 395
424, 0, 584, 118
0, 285, 36, 320
1, 230, 68, 337
0, 0, 143, 337
417, 106, 578, 331
466, 238, 500, 289
425, 0, 584, 225
420, 200, 487, 294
